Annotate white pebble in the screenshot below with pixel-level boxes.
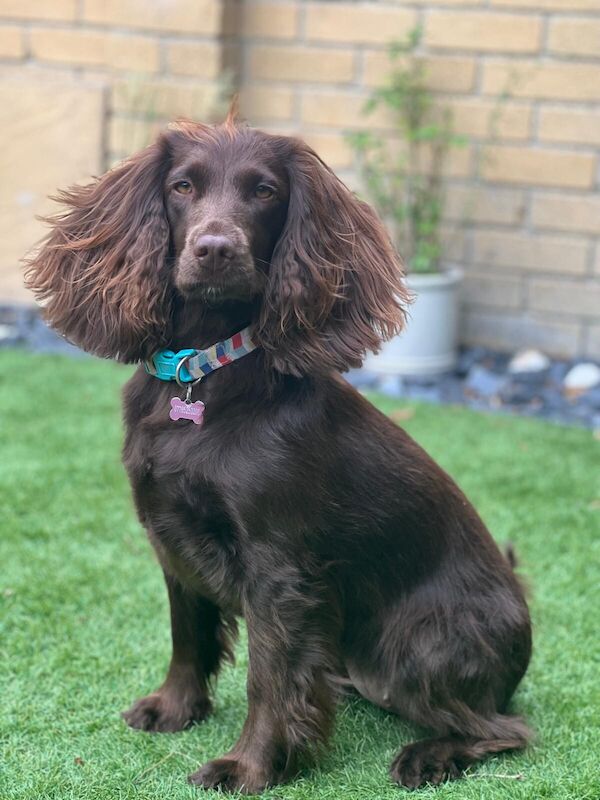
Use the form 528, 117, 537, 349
564, 363, 600, 392
508, 349, 550, 374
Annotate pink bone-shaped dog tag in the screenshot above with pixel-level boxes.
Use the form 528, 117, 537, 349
169, 397, 205, 425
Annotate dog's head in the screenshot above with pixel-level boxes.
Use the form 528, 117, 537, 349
25, 118, 409, 375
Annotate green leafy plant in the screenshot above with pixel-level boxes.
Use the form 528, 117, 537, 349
348, 28, 466, 274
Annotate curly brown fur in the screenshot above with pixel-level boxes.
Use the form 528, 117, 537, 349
25, 118, 532, 794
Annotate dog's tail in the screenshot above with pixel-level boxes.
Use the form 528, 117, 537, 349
503, 541, 532, 603
504, 541, 518, 570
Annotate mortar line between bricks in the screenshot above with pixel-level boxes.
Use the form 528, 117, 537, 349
15, 19, 231, 39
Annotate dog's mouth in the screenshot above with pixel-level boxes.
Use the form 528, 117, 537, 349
185, 284, 230, 304
175, 253, 266, 305
176, 277, 260, 305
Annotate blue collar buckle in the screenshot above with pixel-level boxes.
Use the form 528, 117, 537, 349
144, 349, 197, 383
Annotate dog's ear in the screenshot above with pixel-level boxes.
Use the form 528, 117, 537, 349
24, 138, 172, 362
254, 139, 410, 376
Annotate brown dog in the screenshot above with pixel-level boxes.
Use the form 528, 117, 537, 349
25, 117, 532, 793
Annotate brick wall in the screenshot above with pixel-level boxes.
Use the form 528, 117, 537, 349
238, 0, 600, 359
1, 0, 599, 357
0, 0, 232, 300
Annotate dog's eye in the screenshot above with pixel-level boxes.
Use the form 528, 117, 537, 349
174, 180, 193, 195
255, 184, 275, 200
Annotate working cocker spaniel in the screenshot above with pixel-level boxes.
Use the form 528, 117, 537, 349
25, 116, 531, 793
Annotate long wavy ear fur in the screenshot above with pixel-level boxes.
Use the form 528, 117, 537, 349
24, 139, 172, 362
254, 139, 410, 376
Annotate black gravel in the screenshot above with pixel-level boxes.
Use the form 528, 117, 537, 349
0, 304, 83, 357
346, 346, 600, 430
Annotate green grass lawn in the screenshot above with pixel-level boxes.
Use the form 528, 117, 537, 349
1, 350, 599, 800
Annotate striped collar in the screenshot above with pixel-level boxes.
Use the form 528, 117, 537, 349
144, 326, 256, 384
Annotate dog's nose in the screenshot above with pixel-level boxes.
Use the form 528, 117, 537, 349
193, 234, 235, 267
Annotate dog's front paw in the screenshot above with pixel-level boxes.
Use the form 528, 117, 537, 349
188, 756, 274, 794
122, 691, 211, 733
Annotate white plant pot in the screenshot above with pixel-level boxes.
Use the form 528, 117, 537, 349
365, 267, 463, 376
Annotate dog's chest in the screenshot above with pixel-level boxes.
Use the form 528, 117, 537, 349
126, 423, 244, 612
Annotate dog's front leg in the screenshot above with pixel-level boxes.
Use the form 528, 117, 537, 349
123, 572, 235, 732
189, 576, 338, 793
